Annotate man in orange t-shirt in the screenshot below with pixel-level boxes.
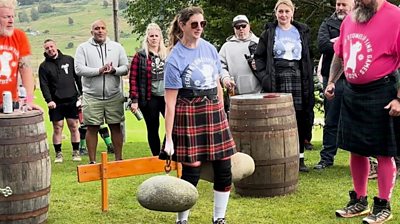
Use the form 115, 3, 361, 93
0, 0, 41, 111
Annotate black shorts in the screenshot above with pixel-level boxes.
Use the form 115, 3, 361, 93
49, 101, 79, 122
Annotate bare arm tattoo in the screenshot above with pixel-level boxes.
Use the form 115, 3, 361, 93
18, 56, 32, 69
328, 54, 344, 84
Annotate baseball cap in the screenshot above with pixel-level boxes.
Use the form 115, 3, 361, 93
232, 15, 249, 26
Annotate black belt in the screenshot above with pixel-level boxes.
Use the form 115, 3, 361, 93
348, 74, 395, 91
178, 88, 217, 98
274, 59, 300, 68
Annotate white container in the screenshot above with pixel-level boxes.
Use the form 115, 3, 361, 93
18, 85, 27, 112
2, 91, 13, 113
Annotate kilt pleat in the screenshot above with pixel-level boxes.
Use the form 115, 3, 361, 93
169, 96, 236, 163
338, 78, 400, 156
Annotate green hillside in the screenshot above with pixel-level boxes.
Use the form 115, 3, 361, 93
15, 0, 140, 72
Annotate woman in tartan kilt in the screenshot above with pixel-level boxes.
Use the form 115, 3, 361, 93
162, 6, 236, 224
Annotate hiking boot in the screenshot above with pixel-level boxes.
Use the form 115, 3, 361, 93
54, 152, 63, 163
362, 197, 392, 224
213, 218, 226, 224
176, 221, 187, 224
368, 158, 378, 179
304, 140, 314, 150
72, 150, 82, 162
107, 144, 115, 154
79, 147, 88, 155
299, 158, 309, 172
314, 161, 332, 170
336, 190, 370, 218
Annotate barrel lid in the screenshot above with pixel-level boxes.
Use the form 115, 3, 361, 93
230, 93, 293, 104
0, 110, 43, 119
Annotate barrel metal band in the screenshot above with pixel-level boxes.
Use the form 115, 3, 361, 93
230, 123, 297, 132
230, 107, 294, 119
0, 205, 48, 221
254, 155, 298, 166
0, 150, 49, 165
0, 133, 47, 145
0, 114, 43, 126
0, 186, 50, 202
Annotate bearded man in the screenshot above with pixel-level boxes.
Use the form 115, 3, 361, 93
325, 0, 400, 223
0, 0, 41, 111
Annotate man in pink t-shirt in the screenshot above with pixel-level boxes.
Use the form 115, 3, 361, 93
325, 0, 400, 223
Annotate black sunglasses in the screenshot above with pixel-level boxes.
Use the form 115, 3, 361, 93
234, 24, 247, 30
190, 20, 207, 29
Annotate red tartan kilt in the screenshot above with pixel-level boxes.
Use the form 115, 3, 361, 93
171, 96, 236, 163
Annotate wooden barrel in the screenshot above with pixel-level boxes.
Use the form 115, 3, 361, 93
229, 93, 299, 197
0, 110, 51, 224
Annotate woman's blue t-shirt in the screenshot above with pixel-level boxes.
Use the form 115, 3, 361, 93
164, 38, 222, 90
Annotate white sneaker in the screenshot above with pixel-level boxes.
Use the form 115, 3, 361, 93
72, 150, 82, 162
54, 152, 63, 163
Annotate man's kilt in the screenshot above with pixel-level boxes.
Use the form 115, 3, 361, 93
338, 76, 400, 157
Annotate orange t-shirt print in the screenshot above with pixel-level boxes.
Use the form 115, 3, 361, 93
0, 29, 31, 105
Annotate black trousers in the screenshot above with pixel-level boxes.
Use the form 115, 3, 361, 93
140, 96, 165, 156
296, 110, 309, 154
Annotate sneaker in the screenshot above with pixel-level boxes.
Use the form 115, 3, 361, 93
304, 140, 314, 150
314, 161, 332, 170
79, 147, 88, 155
368, 158, 378, 179
107, 144, 115, 154
72, 150, 82, 162
336, 190, 370, 218
54, 152, 63, 163
89, 161, 96, 164
362, 197, 392, 224
176, 221, 187, 224
213, 218, 226, 224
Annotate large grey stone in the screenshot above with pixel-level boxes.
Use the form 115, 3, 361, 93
137, 175, 198, 212
200, 152, 255, 183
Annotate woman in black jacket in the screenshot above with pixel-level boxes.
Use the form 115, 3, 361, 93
255, 0, 314, 172
129, 23, 167, 156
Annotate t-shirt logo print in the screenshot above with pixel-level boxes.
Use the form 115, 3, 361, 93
0, 51, 15, 81
343, 33, 373, 79
61, 64, 69, 74
345, 39, 362, 74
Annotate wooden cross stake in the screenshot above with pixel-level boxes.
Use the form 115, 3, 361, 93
77, 152, 181, 212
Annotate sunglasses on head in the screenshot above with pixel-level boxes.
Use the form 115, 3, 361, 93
190, 20, 207, 29
234, 24, 247, 30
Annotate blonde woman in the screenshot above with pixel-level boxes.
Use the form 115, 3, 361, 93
255, 0, 314, 172
129, 23, 167, 156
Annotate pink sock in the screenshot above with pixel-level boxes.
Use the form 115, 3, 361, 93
377, 156, 396, 201
350, 153, 369, 198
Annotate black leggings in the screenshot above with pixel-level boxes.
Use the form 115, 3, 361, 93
140, 96, 165, 156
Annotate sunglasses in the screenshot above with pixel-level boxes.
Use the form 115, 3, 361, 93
234, 24, 247, 30
190, 20, 207, 29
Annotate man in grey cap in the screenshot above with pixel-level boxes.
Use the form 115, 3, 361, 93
219, 14, 261, 96
219, 15, 260, 116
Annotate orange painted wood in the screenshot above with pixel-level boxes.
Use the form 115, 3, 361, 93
101, 152, 109, 212
77, 155, 181, 183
